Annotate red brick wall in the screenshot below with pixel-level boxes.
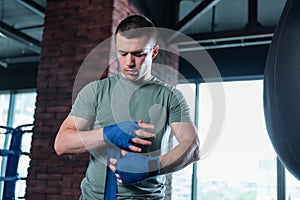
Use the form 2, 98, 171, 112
26, 0, 114, 199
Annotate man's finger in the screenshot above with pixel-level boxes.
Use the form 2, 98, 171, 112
137, 120, 155, 130
116, 174, 121, 181
132, 138, 152, 146
121, 149, 127, 157
109, 163, 116, 172
129, 145, 142, 153
135, 129, 156, 139
109, 158, 117, 165
117, 177, 123, 184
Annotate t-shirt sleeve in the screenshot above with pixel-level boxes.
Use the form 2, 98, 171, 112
70, 81, 98, 121
168, 88, 192, 124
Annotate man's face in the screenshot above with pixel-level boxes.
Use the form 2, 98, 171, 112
116, 34, 158, 81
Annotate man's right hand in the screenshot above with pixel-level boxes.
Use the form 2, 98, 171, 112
103, 120, 155, 152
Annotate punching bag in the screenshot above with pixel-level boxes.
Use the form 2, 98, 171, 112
264, 0, 300, 180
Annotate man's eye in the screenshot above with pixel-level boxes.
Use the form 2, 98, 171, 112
120, 52, 128, 56
132, 52, 147, 57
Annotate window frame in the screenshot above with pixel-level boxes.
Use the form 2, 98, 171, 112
172, 79, 298, 200
0, 89, 36, 199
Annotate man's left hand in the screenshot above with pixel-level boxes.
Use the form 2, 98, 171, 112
109, 150, 160, 184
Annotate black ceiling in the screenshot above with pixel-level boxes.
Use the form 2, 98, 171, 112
0, 0, 45, 67
132, 0, 286, 51
0, 0, 287, 83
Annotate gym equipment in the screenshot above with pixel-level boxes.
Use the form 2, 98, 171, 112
264, 0, 300, 180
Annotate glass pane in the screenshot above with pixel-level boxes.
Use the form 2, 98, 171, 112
286, 169, 300, 199
12, 91, 36, 200
176, 83, 196, 123
197, 80, 277, 200
171, 83, 196, 199
172, 164, 193, 200
11, 91, 36, 127
0, 91, 11, 197
0, 92, 10, 126
17, 155, 31, 178
21, 132, 33, 153
0, 127, 11, 150
15, 180, 27, 199
0, 127, 13, 177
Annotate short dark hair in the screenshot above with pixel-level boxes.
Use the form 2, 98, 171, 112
114, 15, 157, 44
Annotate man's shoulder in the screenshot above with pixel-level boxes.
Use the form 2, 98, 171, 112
149, 77, 187, 101
149, 76, 175, 91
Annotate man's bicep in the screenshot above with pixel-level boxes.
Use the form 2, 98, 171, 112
61, 115, 93, 131
70, 81, 97, 121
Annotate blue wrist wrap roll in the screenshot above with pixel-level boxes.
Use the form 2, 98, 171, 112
103, 121, 140, 200
103, 147, 120, 200
115, 152, 160, 184
103, 121, 157, 199
103, 121, 140, 150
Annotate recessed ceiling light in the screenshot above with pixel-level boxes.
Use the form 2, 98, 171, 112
0, 32, 7, 39
0, 61, 8, 68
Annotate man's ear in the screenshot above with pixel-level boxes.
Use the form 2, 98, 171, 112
152, 45, 159, 59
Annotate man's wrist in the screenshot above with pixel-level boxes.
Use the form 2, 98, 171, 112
99, 127, 106, 144
148, 157, 160, 177
102, 121, 139, 150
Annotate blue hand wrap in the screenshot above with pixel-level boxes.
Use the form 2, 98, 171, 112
103, 121, 140, 150
115, 153, 160, 184
103, 147, 120, 200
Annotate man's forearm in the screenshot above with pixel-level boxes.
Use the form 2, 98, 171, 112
159, 136, 200, 174
54, 127, 105, 155
54, 118, 156, 156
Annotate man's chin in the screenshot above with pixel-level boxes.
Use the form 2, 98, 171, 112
124, 74, 140, 81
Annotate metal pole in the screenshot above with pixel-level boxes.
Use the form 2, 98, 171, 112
277, 157, 286, 200
191, 83, 200, 200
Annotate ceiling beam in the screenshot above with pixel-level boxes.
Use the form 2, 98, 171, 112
178, 26, 275, 51
15, 0, 45, 18
188, 26, 275, 41
0, 21, 41, 53
175, 0, 222, 32
247, 0, 261, 28
1, 56, 40, 64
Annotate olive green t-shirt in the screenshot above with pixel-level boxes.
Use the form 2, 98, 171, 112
70, 73, 192, 200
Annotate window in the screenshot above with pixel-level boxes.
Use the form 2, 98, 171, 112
172, 83, 196, 200
0, 90, 36, 199
286, 169, 300, 199
0, 92, 10, 126
11, 92, 36, 127
197, 80, 277, 199
172, 80, 289, 199
0, 92, 11, 175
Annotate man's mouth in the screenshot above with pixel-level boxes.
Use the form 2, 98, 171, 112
125, 69, 138, 75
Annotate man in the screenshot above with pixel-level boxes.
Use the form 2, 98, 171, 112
54, 15, 200, 200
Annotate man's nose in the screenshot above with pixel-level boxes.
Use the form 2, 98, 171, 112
125, 53, 135, 67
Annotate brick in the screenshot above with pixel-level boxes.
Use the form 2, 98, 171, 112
62, 174, 85, 182
46, 106, 70, 113
47, 180, 72, 188
48, 166, 73, 174
47, 195, 75, 200
29, 160, 49, 167
26, 180, 47, 187
62, 188, 81, 195
37, 173, 62, 181
25, 194, 46, 200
